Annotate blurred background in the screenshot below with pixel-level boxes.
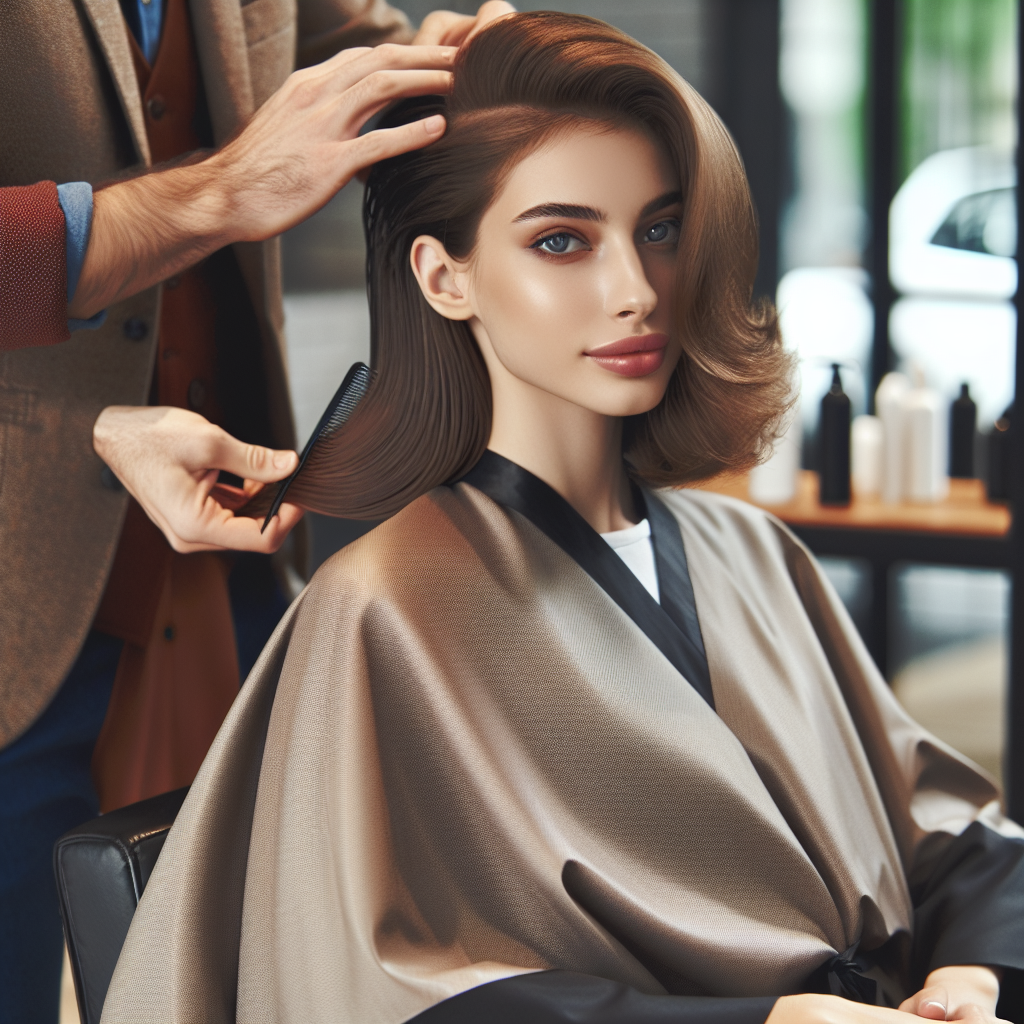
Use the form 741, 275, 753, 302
280, 1, 1017, 780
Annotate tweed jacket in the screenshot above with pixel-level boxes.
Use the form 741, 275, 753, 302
0, 0, 412, 748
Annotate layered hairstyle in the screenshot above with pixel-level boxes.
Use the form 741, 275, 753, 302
276, 11, 793, 520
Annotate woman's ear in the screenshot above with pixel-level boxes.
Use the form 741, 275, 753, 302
409, 235, 474, 321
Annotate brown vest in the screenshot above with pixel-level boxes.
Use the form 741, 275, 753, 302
91, 0, 239, 812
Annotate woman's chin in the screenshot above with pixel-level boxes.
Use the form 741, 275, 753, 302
584, 374, 672, 418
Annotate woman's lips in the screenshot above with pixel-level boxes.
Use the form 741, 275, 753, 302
585, 333, 668, 378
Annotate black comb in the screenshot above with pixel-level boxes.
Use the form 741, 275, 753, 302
261, 361, 372, 532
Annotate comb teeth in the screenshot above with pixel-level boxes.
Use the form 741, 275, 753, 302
321, 365, 371, 438
258, 361, 373, 534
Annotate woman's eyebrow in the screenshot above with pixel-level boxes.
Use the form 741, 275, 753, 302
512, 191, 683, 225
640, 190, 683, 218
513, 202, 605, 224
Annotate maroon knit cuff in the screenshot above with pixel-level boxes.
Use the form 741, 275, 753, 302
0, 181, 70, 350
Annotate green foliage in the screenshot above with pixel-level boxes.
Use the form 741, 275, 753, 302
900, 0, 1017, 182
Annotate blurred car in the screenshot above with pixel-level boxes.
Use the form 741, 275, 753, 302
889, 145, 1015, 427
778, 146, 1015, 432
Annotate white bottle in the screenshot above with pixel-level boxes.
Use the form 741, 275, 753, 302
750, 399, 801, 504
875, 372, 910, 503
851, 414, 883, 499
902, 368, 948, 503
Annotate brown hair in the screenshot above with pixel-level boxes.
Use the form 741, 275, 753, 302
277, 11, 793, 519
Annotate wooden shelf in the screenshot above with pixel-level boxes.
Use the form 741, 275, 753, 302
689, 470, 1010, 538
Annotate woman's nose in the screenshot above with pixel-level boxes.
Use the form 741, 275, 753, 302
604, 240, 658, 323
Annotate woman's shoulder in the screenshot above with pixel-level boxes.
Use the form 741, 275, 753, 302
302, 483, 504, 603
654, 485, 794, 542
651, 484, 811, 580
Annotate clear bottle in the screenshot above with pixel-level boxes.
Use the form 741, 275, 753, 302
903, 367, 948, 503
875, 372, 910, 504
750, 399, 802, 505
851, 414, 883, 498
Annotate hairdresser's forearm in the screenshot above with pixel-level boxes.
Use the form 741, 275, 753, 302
68, 161, 235, 319
68, 40, 461, 319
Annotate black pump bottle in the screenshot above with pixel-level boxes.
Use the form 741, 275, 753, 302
819, 363, 851, 506
949, 383, 977, 478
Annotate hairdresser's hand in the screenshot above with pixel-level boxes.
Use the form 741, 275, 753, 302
899, 966, 1003, 1020
72, 44, 456, 318
413, 1, 516, 47
93, 406, 303, 554
765, 992, 1010, 1024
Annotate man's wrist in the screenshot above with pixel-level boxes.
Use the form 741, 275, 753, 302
70, 157, 235, 318
156, 158, 236, 253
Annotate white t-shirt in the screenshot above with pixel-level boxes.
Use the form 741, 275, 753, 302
599, 518, 660, 603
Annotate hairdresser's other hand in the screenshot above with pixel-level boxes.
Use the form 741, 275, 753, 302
766, 993, 1009, 1024
72, 44, 455, 318
899, 966, 1003, 1021
413, 1, 516, 47
93, 406, 303, 554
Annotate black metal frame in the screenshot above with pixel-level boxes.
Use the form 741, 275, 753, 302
858, 0, 1023, 814
866, 0, 900, 406
707, 0, 784, 303
1006, 0, 1024, 821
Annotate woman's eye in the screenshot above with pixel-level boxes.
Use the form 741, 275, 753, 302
644, 219, 680, 245
532, 232, 586, 255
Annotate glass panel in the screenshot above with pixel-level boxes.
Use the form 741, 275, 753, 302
890, 0, 1018, 429
891, 565, 1009, 781
777, 0, 872, 441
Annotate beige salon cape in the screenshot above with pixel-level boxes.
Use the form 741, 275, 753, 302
101, 483, 1016, 1023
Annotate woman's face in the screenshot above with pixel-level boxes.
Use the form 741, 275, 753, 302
413, 125, 683, 419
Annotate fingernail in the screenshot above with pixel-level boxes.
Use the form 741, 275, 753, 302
423, 114, 445, 135
273, 450, 293, 469
921, 1001, 946, 1018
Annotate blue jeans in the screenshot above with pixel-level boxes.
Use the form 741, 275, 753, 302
0, 630, 122, 1024
0, 555, 288, 1024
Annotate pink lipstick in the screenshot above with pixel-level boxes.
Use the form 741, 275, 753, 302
585, 333, 668, 378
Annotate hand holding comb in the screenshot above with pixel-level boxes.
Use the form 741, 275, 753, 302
257, 361, 372, 532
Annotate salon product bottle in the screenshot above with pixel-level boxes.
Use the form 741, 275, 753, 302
903, 368, 948, 503
949, 383, 977, 478
875, 372, 910, 503
750, 399, 801, 504
987, 405, 1012, 502
851, 414, 883, 498
819, 364, 851, 506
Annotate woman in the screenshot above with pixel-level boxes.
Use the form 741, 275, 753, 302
102, 13, 1024, 1024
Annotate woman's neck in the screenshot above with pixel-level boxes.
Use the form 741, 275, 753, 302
487, 388, 638, 534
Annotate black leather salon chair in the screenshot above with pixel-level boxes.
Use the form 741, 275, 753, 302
53, 787, 188, 1024
52, 786, 1024, 1024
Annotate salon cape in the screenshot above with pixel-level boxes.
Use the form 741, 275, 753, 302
102, 453, 1024, 1024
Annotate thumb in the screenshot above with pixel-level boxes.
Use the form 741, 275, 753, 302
918, 988, 949, 1020
211, 433, 299, 483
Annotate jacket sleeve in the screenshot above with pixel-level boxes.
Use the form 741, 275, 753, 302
295, 0, 414, 69
0, 181, 69, 350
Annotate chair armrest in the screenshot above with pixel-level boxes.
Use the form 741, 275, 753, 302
53, 787, 188, 1024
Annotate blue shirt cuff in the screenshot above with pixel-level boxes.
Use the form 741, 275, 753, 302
57, 181, 107, 332
57, 181, 93, 302
68, 310, 108, 332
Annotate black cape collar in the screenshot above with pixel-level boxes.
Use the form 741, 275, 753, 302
459, 450, 714, 710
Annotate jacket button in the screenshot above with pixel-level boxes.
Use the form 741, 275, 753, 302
123, 317, 148, 341
147, 95, 166, 120
187, 378, 207, 410
100, 466, 123, 491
